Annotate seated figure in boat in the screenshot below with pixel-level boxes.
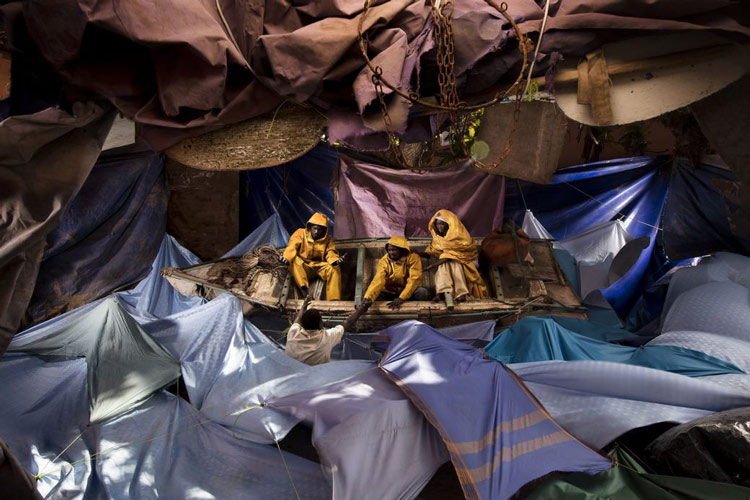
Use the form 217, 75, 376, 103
286, 292, 368, 365
280, 212, 343, 300
421, 209, 489, 302
362, 236, 430, 311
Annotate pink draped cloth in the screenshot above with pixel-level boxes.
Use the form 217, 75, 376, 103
334, 156, 505, 238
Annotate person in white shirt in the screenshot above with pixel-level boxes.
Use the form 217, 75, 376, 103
285, 292, 370, 366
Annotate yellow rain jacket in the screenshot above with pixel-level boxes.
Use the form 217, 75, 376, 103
364, 237, 423, 301
283, 212, 340, 265
425, 209, 489, 299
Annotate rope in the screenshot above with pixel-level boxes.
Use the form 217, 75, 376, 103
35, 428, 87, 479
275, 439, 302, 500
563, 182, 663, 231
517, 179, 528, 211
523, 0, 551, 97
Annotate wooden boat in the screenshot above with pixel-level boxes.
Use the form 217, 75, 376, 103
161, 238, 586, 331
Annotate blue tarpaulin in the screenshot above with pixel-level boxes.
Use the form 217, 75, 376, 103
379, 320, 612, 500
25, 150, 167, 325
240, 146, 338, 237
485, 317, 743, 377
117, 234, 204, 320
506, 156, 670, 319
663, 159, 749, 260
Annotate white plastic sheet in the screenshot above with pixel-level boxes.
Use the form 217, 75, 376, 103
521, 209, 556, 241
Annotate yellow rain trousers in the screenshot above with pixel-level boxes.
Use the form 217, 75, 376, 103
425, 209, 489, 299
364, 236, 423, 301
282, 212, 341, 300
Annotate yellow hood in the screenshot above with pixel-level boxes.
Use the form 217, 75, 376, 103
387, 236, 411, 252
428, 209, 471, 243
307, 212, 329, 227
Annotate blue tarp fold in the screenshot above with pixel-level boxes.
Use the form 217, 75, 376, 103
380, 320, 612, 500
240, 146, 337, 236
485, 317, 743, 377
25, 150, 167, 325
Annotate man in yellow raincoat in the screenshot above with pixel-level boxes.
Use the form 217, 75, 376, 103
362, 236, 428, 310
422, 209, 489, 302
281, 212, 343, 300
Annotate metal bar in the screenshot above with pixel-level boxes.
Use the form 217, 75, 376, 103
491, 265, 504, 299
279, 272, 291, 309
354, 243, 365, 307
444, 292, 454, 311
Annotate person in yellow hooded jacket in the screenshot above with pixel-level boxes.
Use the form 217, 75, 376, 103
281, 212, 343, 300
421, 209, 489, 301
362, 236, 429, 310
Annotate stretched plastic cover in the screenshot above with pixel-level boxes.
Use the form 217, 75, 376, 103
8, 297, 180, 423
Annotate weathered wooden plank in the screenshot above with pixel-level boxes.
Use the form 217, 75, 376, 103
354, 244, 365, 307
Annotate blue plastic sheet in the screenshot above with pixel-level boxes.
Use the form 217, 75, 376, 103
117, 213, 289, 321
25, 150, 167, 325
512, 361, 750, 448
506, 156, 670, 319
222, 213, 290, 258
663, 159, 750, 260
240, 146, 338, 237
117, 235, 204, 320
380, 321, 612, 499
485, 317, 742, 377
507, 155, 747, 321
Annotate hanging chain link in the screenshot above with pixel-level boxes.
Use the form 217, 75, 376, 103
358, 0, 530, 171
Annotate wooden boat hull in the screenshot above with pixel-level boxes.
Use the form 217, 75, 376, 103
162, 238, 587, 331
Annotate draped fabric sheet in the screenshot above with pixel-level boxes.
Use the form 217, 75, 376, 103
223, 212, 290, 258
0, 103, 114, 355
662, 281, 750, 339
94, 393, 330, 500
14, 0, 749, 148
335, 156, 505, 238
663, 161, 750, 259
8, 297, 180, 424
379, 321, 612, 500
144, 293, 373, 443
660, 252, 750, 324
0, 352, 330, 500
117, 235, 205, 320
512, 361, 750, 449
270, 369, 450, 500
334, 319, 496, 361
485, 317, 743, 377
25, 150, 167, 326
506, 156, 747, 320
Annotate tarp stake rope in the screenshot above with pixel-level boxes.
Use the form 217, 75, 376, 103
564, 181, 662, 231
275, 439, 302, 500
35, 427, 88, 480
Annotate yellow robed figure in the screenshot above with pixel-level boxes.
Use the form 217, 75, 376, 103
282, 212, 342, 300
425, 209, 489, 300
363, 236, 423, 308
